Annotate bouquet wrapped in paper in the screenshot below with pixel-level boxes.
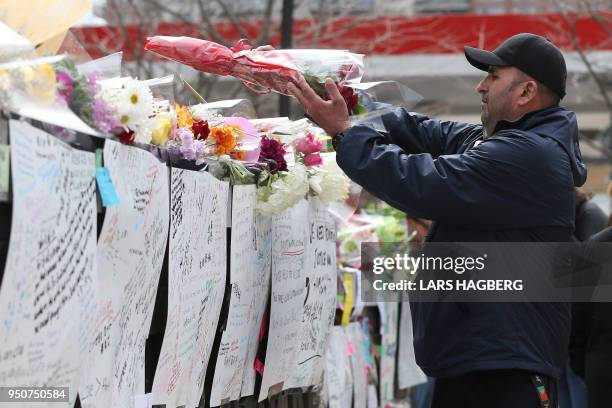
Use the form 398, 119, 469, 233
144, 36, 364, 111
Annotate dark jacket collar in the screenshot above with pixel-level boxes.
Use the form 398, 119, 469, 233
492, 106, 559, 134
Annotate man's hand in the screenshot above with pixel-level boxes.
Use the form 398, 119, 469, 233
287, 76, 350, 136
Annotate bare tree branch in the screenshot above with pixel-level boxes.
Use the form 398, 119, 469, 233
551, 0, 612, 115
196, 0, 227, 45
256, 0, 277, 45
582, 133, 612, 160
580, 0, 612, 38
215, 0, 250, 40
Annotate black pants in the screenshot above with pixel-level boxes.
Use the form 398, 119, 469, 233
431, 369, 558, 408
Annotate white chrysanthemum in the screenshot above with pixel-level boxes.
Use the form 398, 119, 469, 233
97, 78, 154, 130
122, 79, 153, 112
257, 163, 309, 216
308, 171, 323, 195
315, 154, 349, 203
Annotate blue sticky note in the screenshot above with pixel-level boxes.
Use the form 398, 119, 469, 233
96, 167, 119, 207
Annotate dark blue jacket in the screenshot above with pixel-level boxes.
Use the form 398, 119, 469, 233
336, 106, 587, 379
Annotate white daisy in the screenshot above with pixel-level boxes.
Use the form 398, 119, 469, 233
122, 79, 153, 111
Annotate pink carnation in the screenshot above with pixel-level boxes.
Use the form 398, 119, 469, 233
304, 153, 323, 167
295, 132, 323, 155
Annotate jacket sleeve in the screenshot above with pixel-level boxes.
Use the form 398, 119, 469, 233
380, 108, 480, 156
575, 201, 608, 241
336, 124, 566, 229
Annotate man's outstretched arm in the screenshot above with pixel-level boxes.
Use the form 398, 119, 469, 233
287, 76, 479, 156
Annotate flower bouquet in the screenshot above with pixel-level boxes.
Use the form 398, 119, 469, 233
153, 103, 262, 168
144, 36, 364, 113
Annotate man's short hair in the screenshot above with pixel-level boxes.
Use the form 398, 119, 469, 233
539, 82, 561, 106
511, 70, 560, 107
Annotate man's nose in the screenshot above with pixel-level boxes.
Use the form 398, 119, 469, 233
476, 77, 487, 93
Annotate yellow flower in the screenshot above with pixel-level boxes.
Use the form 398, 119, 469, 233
22, 64, 56, 104
175, 103, 193, 129
151, 117, 172, 145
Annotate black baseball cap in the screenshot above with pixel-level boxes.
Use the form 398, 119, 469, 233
464, 33, 567, 99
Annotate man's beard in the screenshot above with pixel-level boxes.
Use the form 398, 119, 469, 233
481, 111, 492, 138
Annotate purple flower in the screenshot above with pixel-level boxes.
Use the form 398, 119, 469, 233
87, 72, 100, 95
175, 127, 207, 162
56, 71, 74, 103
258, 135, 287, 174
92, 97, 118, 133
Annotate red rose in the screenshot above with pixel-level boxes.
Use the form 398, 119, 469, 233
192, 120, 210, 140
117, 128, 135, 144
337, 84, 359, 114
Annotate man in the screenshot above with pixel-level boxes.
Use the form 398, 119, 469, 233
288, 33, 587, 407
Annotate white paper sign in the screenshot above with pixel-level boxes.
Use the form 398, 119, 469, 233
210, 185, 258, 406
379, 302, 399, 406
258, 199, 308, 401
151, 169, 228, 408
325, 326, 353, 408
0, 120, 96, 408
285, 198, 337, 390
80, 140, 169, 408
397, 301, 426, 389
348, 322, 367, 408
239, 213, 272, 398
367, 384, 379, 408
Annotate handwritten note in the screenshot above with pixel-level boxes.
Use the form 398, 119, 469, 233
397, 301, 426, 389
258, 199, 308, 402
80, 140, 169, 408
151, 168, 229, 408
239, 213, 272, 398
348, 322, 367, 408
0, 120, 96, 407
285, 197, 337, 390
379, 301, 399, 406
325, 326, 353, 408
209, 185, 259, 406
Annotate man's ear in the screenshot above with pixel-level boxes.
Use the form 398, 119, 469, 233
517, 81, 538, 106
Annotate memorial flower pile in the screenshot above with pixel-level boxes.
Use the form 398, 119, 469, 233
159, 105, 262, 164
0, 50, 355, 213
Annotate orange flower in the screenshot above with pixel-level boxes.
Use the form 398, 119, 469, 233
210, 126, 238, 156
230, 150, 246, 160
175, 103, 193, 129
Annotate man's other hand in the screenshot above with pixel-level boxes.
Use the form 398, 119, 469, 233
287, 76, 350, 136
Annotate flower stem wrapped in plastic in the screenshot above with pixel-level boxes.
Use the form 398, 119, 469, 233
144, 36, 364, 110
